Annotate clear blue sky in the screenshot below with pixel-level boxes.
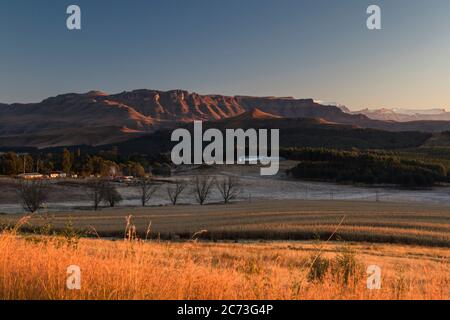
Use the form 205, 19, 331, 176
1, 0, 450, 110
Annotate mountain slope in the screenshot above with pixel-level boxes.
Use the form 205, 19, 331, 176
91, 113, 431, 156
0, 92, 155, 148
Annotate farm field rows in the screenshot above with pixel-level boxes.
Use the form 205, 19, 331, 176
2, 200, 450, 247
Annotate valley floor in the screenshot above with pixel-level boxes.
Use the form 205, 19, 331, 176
3, 163, 450, 214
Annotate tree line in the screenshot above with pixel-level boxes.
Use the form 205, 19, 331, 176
15, 176, 242, 213
283, 148, 449, 187
0, 148, 172, 177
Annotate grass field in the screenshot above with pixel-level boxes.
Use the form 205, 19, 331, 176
0, 230, 448, 300
3, 200, 449, 247
1, 200, 449, 300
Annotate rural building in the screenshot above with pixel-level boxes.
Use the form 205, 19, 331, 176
49, 171, 67, 179
17, 173, 44, 180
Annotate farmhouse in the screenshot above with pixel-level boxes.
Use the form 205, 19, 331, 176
17, 173, 44, 180
50, 171, 67, 179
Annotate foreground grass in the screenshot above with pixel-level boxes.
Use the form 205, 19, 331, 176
0, 231, 448, 300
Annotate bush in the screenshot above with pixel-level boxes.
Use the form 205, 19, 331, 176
307, 254, 330, 283
331, 245, 365, 286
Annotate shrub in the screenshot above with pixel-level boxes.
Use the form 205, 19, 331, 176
331, 245, 365, 286
307, 254, 330, 283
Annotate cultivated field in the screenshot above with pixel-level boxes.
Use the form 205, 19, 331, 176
0, 230, 448, 300
3, 200, 449, 247
1, 194, 449, 300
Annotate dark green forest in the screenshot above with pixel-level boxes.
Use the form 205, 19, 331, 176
283, 148, 449, 187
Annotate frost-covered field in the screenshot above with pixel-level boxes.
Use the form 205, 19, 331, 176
1, 163, 450, 214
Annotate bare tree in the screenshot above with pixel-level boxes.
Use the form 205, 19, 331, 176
192, 176, 215, 205
86, 179, 107, 211
167, 180, 187, 205
16, 180, 49, 213
138, 178, 158, 207
216, 176, 241, 204
101, 182, 123, 207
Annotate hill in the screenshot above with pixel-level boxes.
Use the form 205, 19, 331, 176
84, 114, 431, 156
0, 89, 448, 149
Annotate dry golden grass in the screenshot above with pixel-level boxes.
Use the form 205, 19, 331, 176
1, 200, 448, 300
0, 230, 448, 300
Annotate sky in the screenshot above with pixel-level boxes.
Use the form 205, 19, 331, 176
1, 0, 450, 110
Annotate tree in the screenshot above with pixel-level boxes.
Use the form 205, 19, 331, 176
79, 154, 94, 176
18, 154, 34, 174
192, 176, 215, 205
101, 182, 123, 207
121, 161, 146, 178
86, 179, 107, 211
0, 152, 19, 175
138, 178, 158, 207
91, 156, 118, 177
131, 162, 146, 178
62, 148, 73, 174
16, 180, 49, 213
167, 180, 187, 205
216, 176, 241, 204
41, 159, 54, 175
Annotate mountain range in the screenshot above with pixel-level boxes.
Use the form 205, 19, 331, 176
1, 89, 449, 149
70, 108, 429, 156
350, 107, 450, 122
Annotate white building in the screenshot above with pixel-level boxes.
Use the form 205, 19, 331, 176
50, 171, 67, 179
17, 173, 44, 180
